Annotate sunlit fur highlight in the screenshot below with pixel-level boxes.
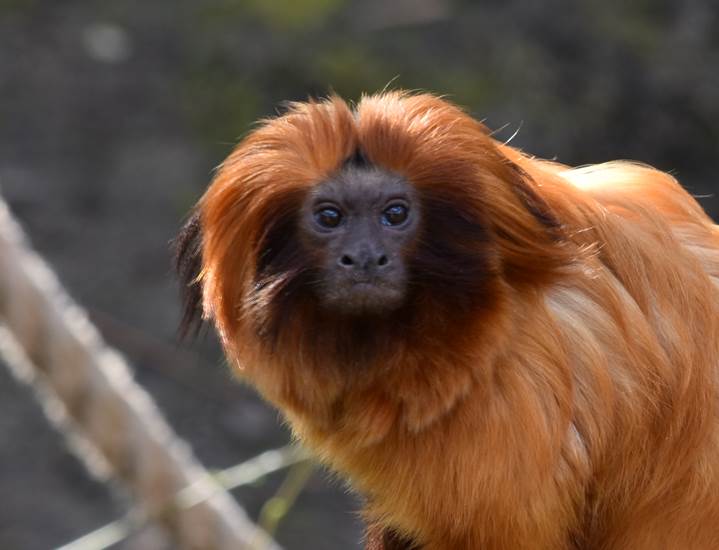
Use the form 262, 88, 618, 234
185, 92, 719, 549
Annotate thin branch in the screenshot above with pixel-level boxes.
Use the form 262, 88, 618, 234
56, 445, 309, 550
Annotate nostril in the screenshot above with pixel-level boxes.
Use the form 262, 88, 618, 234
340, 255, 354, 267
378, 255, 389, 267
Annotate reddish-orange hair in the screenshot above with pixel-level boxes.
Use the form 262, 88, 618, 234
176, 92, 719, 549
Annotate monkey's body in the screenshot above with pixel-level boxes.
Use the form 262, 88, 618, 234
364, 160, 719, 550
177, 93, 719, 549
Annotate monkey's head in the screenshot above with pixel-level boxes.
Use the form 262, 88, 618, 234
298, 161, 419, 315
175, 92, 569, 435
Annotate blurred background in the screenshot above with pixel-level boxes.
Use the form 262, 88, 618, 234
0, 1, 717, 549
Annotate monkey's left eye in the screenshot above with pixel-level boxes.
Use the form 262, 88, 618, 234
315, 207, 343, 228
381, 204, 409, 226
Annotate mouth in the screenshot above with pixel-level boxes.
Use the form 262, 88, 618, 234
321, 278, 405, 315
351, 279, 380, 288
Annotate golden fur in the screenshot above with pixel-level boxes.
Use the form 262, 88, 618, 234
179, 92, 719, 549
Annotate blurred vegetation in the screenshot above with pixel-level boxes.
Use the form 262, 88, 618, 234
4, 0, 714, 173
176, 0, 718, 176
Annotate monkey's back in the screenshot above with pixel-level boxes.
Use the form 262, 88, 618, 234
536, 161, 719, 549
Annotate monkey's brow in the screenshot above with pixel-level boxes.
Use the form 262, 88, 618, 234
316, 185, 409, 209
312, 168, 413, 204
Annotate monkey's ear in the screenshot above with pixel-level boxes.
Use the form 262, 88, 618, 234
173, 210, 205, 339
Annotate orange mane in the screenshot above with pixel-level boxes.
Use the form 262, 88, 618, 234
180, 92, 719, 549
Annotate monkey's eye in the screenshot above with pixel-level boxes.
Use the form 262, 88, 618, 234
381, 204, 409, 226
315, 207, 343, 228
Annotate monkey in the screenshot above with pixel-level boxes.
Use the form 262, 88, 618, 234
175, 91, 719, 549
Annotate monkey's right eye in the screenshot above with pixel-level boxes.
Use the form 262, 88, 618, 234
315, 207, 343, 228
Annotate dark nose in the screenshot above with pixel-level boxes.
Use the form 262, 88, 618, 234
338, 248, 389, 272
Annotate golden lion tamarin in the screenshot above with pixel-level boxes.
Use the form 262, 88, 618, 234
175, 92, 719, 550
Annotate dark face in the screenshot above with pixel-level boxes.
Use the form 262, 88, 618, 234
299, 166, 421, 315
